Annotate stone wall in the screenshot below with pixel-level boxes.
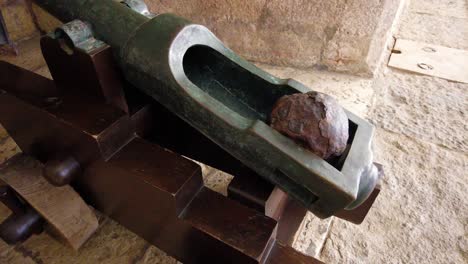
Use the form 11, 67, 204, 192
28, 0, 404, 76
0, 0, 39, 42
146, 0, 405, 76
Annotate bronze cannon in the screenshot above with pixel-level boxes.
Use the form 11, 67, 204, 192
0, 0, 382, 262
33, 0, 380, 217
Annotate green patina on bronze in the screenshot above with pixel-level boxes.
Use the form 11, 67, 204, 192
35, 0, 380, 218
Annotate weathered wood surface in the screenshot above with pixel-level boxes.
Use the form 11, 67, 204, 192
389, 39, 468, 83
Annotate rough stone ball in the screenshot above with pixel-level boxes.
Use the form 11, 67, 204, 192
270, 91, 349, 159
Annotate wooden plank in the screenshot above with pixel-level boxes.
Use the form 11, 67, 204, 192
0, 154, 98, 250
389, 39, 468, 83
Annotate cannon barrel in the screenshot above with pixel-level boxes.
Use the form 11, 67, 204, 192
34, 0, 381, 218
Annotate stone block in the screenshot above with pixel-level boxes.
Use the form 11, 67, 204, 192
397, 11, 468, 50
320, 129, 467, 263
292, 212, 332, 258
408, 0, 467, 19
147, 0, 405, 76
0, 36, 46, 70
27, 0, 405, 75
323, 0, 405, 75
0, 239, 36, 264
203, 168, 233, 196
370, 70, 467, 152
0, 1, 38, 42
18, 214, 173, 264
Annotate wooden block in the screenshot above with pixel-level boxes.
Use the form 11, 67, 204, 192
389, 39, 468, 83
0, 154, 98, 250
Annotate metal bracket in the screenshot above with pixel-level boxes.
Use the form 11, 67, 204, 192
52, 20, 106, 54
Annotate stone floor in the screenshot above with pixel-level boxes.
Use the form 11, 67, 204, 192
0, 0, 467, 263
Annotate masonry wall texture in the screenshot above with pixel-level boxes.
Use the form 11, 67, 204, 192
0, 0, 38, 42
146, 0, 404, 76
28, 0, 404, 76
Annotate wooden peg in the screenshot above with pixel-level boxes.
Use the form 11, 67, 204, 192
0, 154, 98, 250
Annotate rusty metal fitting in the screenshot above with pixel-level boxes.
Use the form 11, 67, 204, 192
53, 20, 106, 54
